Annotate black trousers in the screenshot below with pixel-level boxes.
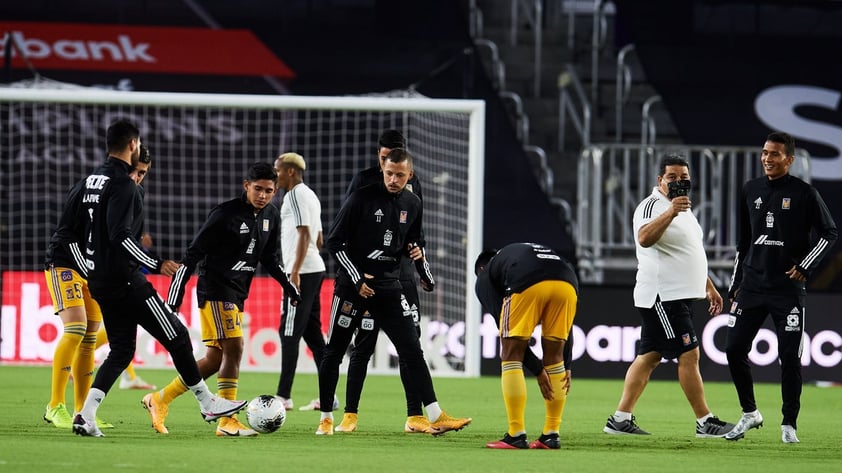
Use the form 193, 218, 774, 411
725, 289, 805, 428
318, 282, 436, 414
344, 279, 423, 416
91, 277, 201, 395
276, 271, 326, 399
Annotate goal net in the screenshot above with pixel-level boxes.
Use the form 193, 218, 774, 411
0, 88, 485, 377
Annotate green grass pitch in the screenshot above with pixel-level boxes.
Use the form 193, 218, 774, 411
2, 365, 840, 472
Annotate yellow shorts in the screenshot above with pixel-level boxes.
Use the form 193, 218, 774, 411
199, 301, 243, 348
44, 267, 102, 323
500, 280, 576, 341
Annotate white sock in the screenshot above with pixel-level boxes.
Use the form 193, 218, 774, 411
188, 379, 213, 410
697, 413, 713, 425
613, 411, 632, 422
320, 412, 333, 421
425, 402, 442, 422
80, 388, 106, 421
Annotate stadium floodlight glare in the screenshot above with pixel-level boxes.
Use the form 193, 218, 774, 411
0, 87, 485, 377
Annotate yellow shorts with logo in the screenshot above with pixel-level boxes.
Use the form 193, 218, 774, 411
44, 266, 102, 322
500, 280, 576, 341
199, 301, 243, 348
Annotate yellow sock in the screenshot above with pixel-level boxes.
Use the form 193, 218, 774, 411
161, 377, 189, 404
501, 361, 526, 436
49, 322, 85, 408
71, 331, 97, 413
124, 362, 137, 380
543, 362, 567, 434
217, 377, 238, 400
95, 326, 108, 350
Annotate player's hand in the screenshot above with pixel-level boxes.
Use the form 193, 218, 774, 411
160, 260, 181, 276
562, 370, 572, 395
358, 274, 375, 298
537, 368, 554, 401
786, 265, 807, 282
707, 288, 724, 316
420, 279, 435, 292
407, 243, 423, 261
670, 196, 691, 216
290, 271, 301, 290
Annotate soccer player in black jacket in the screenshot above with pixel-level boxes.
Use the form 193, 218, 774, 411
724, 132, 838, 443
335, 129, 430, 434
72, 119, 246, 437
146, 162, 300, 436
316, 148, 470, 436
475, 243, 578, 449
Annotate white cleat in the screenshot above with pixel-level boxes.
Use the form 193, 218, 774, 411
72, 414, 104, 437
724, 411, 763, 441
781, 425, 800, 443
202, 397, 247, 422
120, 375, 157, 390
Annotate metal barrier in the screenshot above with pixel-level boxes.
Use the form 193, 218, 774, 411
615, 43, 635, 141
558, 63, 591, 151
474, 39, 506, 91
576, 143, 812, 284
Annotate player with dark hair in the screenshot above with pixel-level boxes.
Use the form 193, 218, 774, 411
603, 155, 734, 439
475, 243, 577, 449
144, 162, 301, 437
725, 132, 837, 443
333, 129, 431, 434
72, 119, 246, 437
316, 148, 470, 435
95, 145, 157, 391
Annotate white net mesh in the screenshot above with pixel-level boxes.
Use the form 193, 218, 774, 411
0, 88, 483, 375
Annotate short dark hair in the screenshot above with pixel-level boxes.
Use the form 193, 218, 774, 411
138, 145, 151, 164
384, 147, 413, 169
378, 129, 406, 150
474, 249, 499, 275
246, 162, 277, 182
658, 154, 690, 176
767, 131, 795, 157
106, 119, 140, 154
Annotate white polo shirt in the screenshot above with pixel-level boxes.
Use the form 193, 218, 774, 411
633, 186, 708, 307
280, 183, 326, 274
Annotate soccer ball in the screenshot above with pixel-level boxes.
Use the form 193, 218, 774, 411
245, 395, 286, 434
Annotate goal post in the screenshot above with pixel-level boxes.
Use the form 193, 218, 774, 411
0, 88, 485, 377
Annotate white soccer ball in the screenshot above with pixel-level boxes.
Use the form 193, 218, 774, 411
245, 395, 286, 434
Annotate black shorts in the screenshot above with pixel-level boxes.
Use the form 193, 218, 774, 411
637, 298, 699, 360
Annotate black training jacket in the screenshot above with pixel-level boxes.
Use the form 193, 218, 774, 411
729, 174, 837, 298
167, 194, 296, 310
344, 165, 424, 283
328, 181, 432, 291
82, 157, 163, 290
45, 178, 90, 276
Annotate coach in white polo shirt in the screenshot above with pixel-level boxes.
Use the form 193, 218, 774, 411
602, 155, 735, 438
273, 152, 328, 410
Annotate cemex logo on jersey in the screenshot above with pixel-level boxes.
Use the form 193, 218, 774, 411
754, 235, 785, 246
0, 21, 295, 78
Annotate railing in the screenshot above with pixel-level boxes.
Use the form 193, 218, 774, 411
558, 63, 591, 151
509, 0, 543, 96
590, 0, 610, 106
576, 143, 812, 283
615, 43, 635, 141
640, 95, 662, 147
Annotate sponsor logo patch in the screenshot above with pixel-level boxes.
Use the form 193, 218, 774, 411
223, 302, 236, 311
60, 270, 73, 281
361, 318, 375, 331
782, 198, 791, 210
239, 222, 249, 234
337, 315, 352, 328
